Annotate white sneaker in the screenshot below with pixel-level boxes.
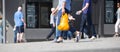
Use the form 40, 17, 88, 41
90, 36, 96, 40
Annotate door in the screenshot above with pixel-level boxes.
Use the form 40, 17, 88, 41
39, 2, 52, 28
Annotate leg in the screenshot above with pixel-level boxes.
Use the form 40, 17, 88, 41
14, 30, 17, 43
53, 10, 62, 42
46, 24, 56, 40
17, 33, 20, 43
87, 14, 96, 39
114, 19, 120, 37
75, 14, 87, 42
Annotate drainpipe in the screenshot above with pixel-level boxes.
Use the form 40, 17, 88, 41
2, 0, 6, 43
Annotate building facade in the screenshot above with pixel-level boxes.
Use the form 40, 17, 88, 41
0, 0, 119, 43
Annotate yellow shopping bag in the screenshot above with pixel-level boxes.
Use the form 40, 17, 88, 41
58, 13, 69, 31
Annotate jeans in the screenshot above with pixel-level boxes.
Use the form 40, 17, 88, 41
14, 30, 17, 43
0, 27, 2, 43
80, 13, 96, 37
55, 9, 70, 39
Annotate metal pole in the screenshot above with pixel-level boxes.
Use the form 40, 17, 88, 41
98, 0, 102, 38
2, 0, 6, 43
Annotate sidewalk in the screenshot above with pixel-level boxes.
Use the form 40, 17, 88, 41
0, 37, 120, 52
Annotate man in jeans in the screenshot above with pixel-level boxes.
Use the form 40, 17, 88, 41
76, 0, 96, 42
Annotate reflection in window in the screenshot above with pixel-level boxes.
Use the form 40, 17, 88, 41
105, 0, 115, 24
0, 0, 2, 12
26, 1, 52, 28
40, 7, 49, 28
26, 3, 37, 28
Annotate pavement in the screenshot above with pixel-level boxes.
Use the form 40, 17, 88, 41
0, 37, 120, 52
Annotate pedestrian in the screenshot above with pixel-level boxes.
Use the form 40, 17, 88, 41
13, 26, 17, 43
52, 0, 71, 43
46, 8, 56, 41
14, 6, 26, 43
114, 1, 120, 37
75, 0, 96, 42
0, 15, 2, 43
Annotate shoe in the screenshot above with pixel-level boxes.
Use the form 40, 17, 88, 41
113, 34, 119, 37
74, 31, 80, 42
17, 40, 21, 43
52, 39, 57, 42
55, 40, 63, 43
46, 38, 50, 41
75, 36, 80, 42
21, 39, 25, 43
90, 36, 96, 40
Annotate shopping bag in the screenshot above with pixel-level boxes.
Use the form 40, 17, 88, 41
58, 13, 69, 31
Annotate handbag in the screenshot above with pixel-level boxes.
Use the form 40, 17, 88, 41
57, 13, 69, 31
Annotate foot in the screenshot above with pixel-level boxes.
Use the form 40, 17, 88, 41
17, 40, 21, 43
113, 34, 119, 37
46, 38, 50, 41
74, 35, 80, 42
90, 36, 96, 40
55, 40, 63, 43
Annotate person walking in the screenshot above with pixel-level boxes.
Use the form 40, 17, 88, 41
52, 0, 71, 43
46, 8, 56, 40
75, 0, 96, 42
114, 1, 120, 37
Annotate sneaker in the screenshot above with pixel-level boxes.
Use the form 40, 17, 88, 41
74, 31, 81, 42
90, 36, 96, 40
75, 36, 80, 42
113, 34, 119, 37
55, 40, 63, 43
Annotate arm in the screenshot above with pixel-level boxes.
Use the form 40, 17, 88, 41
76, 3, 89, 15
62, 1, 66, 14
81, 3, 89, 12
21, 18, 26, 28
20, 12, 26, 28
52, 6, 59, 15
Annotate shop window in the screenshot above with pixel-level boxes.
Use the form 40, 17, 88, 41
26, 1, 52, 28
0, 0, 2, 12
39, 3, 52, 28
105, 0, 117, 24
26, 3, 38, 28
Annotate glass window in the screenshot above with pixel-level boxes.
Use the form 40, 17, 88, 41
26, 3, 37, 28
105, 0, 116, 24
0, 0, 2, 12
26, 1, 52, 28
40, 7, 49, 28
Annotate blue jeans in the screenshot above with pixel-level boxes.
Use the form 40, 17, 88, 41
0, 27, 2, 43
80, 14, 96, 37
55, 9, 62, 39
55, 9, 70, 39
14, 30, 17, 43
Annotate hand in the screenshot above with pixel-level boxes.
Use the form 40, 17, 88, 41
69, 16, 75, 20
53, 24, 55, 27
24, 23, 26, 28
52, 10, 57, 15
13, 27, 16, 31
76, 10, 82, 15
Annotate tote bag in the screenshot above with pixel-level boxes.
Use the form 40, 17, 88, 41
58, 13, 69, 31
